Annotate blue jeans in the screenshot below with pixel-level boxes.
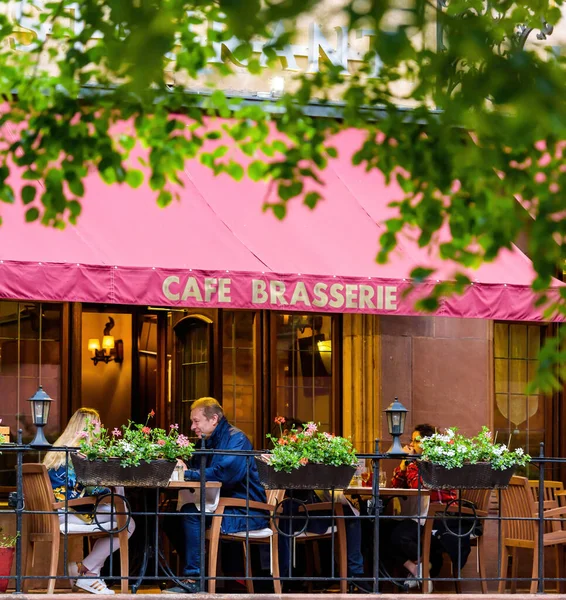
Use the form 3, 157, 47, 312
164, 503, 211, 578
278, 504, 364, 578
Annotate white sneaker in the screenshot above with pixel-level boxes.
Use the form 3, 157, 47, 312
75, 577, 115, 595
404, 564, 433, 593
403, 574, 420, 589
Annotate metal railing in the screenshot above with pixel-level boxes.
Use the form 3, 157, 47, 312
0, 438, 563, 594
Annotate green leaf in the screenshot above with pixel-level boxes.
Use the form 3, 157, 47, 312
25, 207, 39, 222
304, 191, 321, 209
157, 190, 172, 208
272, 204, 286, 220
248, 161, 266, 181
410, 267, 435, 282
226, 162, 244, 181
126, 169, 144, 188
22, 185, 36, 205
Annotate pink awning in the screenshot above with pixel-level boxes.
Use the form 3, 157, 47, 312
0, 127, 561, 321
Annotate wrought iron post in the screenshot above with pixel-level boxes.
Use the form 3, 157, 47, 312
14, 430, 24, 594
538, 442, 545, 593
199, 436, 206, 593
372, 439, 381, 593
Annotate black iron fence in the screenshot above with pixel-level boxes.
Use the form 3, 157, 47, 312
1, 439, 564, 594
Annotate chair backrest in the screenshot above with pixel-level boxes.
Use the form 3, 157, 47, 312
266, 489, 286, 505
22, 463, 59, 536
500, 476, 536, 543
528, 479, 564, 510
461, 488, 491, 515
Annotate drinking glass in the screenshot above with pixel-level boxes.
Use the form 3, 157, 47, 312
379, 470, 388, 488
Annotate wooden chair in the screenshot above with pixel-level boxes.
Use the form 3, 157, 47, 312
422, 489, 491, 594
22, 464, 129, 593
499, 476, 566, 593
528, 479, 565, 514
207, 488, 285, 593
295, 501, 348, 593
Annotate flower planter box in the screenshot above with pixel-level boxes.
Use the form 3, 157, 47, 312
255, 458, 356, 490
71, 453, 175, 487
0, 548, 14, 593
418, 460, 516, 490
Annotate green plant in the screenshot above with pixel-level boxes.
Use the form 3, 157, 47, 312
419, 426, 530, 471
0, 528, 18, 548
263, 417, 358, 473
78, 411, 194, 467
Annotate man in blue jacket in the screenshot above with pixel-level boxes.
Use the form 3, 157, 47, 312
163, 397, 267, 594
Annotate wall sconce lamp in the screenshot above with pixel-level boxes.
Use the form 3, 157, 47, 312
88, 317, 124, 366
384, 397, 408, 455
28, 385, 53, 447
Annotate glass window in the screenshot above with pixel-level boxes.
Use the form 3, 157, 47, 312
494, 323, 544, 475
0, 301, 63, 443
273, 314, 334, 432
175, 317, 211, 433
222, 311, 257, 446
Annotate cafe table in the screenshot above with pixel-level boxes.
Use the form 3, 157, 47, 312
344, 485, 430, 517
346, 486, 431, 498
131, 480, 222, 593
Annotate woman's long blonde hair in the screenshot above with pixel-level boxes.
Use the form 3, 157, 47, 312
43, 408, 100, 471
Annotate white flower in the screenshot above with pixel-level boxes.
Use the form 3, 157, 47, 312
515, 448, 524, 456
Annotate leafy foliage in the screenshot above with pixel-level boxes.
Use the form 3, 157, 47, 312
419, 426, 531, 471
0, 0, 563, 389
78, 411, 194, 467
263, 417, 358, 473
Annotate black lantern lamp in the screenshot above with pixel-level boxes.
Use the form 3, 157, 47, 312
28, 385, 53, 447
384, 397, 408, 455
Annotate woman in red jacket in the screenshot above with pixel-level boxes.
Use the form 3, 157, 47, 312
389, 424, 458, 591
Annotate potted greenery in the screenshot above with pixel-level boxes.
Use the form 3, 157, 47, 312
71, 412, 194, 487
255, 417, 358, 489
0, 528, 18, 593
417, 426, 530, 489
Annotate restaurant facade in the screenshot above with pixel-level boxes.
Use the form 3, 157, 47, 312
0, 1, 565, 484
0, 124, 563, 486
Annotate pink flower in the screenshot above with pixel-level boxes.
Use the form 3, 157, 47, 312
274, 416, 286, 425
170, 423, 179, 430
142, 426, 151, 434
79, 431, 89, 439
149, 410, 156, 418
177, 434, 190, 447
304, 422, 318, 437
299, 457, 309, 466
157, 439, 166, 446
112, 428, 122, 437
323, 432, 334, 440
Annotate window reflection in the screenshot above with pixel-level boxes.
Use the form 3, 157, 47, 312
494, 322, 543, 475
274, 314, 333, 431
222, 311, 257, 446
0, 301, 62, 443
175, 318, 211, 434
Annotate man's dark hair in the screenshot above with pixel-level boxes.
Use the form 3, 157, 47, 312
414, 423, 435, 440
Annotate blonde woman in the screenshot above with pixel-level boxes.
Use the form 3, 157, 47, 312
43, 408, 135, 595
